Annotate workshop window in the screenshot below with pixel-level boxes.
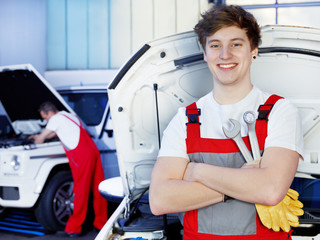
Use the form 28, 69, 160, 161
225, 0, 320, 28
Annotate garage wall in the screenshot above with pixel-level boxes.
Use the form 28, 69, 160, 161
47, 0, 212, 70
0, 0, 47, 75
2, 0, 320, 76
47, 0, 110, 70
109, 0, 211, 68
46, 0, 320, 71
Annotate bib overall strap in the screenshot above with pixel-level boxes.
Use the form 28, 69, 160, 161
186, 102, 201, 140
257, 94, 284, 121
255, 94, 284, 148
60, 113, 82, 128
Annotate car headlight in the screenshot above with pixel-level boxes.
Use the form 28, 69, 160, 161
10, 155, 21, 171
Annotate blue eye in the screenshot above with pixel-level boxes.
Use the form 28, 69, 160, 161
210, 44, 220, 48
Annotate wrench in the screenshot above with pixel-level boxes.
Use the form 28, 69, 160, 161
243, 111, 261, 161
222, 119, 253, 163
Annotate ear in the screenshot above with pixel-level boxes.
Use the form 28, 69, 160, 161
251, 47, 258, 59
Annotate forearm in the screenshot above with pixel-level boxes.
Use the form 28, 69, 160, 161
191, 147, 299, 205
149, 156, 223, 215
46, 131, 57, 139
33, 129, 56, 144
149, 177, 223, 215
34, 134, 46, 144
194, 164, 271, 204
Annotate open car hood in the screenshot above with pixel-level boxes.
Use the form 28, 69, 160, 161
0, 64, 73, 126
108, 25, 320, 199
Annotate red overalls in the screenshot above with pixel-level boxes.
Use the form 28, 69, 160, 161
60, 114, 108, 234
183, 95, 291, 240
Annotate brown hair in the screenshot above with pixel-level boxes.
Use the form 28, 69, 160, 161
194, 5, 261, 51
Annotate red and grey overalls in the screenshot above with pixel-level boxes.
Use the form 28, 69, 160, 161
183, 95, 291, 240
60, 114, 108, 234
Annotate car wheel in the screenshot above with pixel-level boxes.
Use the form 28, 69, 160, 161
35, 171, 74, 232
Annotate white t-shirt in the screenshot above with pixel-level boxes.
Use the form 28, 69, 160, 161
46, 111, 81, 150
158, 86, 304, 160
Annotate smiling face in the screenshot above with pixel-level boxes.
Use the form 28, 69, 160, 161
204, 26, 258, 89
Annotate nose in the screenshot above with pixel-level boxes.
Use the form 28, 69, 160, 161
220, 46, 232, 59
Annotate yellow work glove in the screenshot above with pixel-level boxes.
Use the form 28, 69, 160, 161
283, 188, 304, 227
255, 188, 304, 232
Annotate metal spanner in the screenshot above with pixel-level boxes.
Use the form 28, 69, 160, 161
222, 119, 254, 163
243, 111, 261, 161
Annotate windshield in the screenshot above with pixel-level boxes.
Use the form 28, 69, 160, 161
59, 90, 108, 126
0, 101, 15, 137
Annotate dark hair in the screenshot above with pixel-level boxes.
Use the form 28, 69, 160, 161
194, 5, 261, 51
39, 101, 58, 114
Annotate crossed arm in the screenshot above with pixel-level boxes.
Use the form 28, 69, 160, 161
149, 147, 299, 216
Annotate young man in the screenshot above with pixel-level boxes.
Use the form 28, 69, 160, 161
30, 102, 107, 237
149, 5, 303, 240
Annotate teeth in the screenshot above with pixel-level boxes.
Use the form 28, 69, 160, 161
219, 64, 236, 68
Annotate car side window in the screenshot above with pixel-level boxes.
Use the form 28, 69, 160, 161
60, 91, 108, 126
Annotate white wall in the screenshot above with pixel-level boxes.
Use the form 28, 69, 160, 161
109, 0, 212, 68
0, 0, 47, 75
1, 0, 319, 81
45, 0, 212, 83
45, 69, 119, 88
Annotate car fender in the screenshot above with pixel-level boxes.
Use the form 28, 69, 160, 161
33, 155, 69, 194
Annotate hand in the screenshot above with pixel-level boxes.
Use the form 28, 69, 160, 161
241, 159, 261, 168
28, 134, 38, 140
256, 188, 304, 232
242, 159, 261, 169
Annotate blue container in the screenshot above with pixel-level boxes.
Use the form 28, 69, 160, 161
291, 177, 320, 209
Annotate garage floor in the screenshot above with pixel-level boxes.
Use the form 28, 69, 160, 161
0, 209, 47, 237
0, 202, 119, 239
0, 208, 98, 239
0, 230, 98, 240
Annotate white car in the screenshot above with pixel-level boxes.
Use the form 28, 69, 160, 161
96, 25, 320, 240
0, 64, 118, 231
